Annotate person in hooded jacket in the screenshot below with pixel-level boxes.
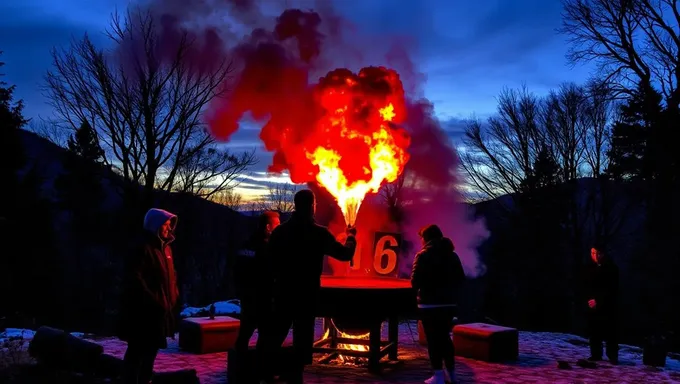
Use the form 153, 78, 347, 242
411, 224, 465, 384
232, 210, 280, 382
118, 208, 180, 384
257, 189, 357, 384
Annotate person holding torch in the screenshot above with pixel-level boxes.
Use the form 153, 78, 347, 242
257, 189, 357, 384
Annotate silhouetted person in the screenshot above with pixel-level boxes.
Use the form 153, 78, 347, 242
118, 208, 180, 384
585, 245, 619, 364
233, 210, 280, 381
258, 189, 357, 384
411, 225, 465, 384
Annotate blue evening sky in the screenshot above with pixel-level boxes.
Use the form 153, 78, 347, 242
0, 0, 595, 198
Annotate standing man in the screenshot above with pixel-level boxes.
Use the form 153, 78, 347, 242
585, 244, 619, 364
258, 189, 357, 384
118, 208, 180, 384
233, 210, 280, 381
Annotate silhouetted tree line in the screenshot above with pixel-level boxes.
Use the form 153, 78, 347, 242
461, 0, 680, 349
0, 53, 62, 329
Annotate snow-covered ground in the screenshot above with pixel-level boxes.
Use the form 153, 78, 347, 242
0, 328, 88, 344
3, 323, 680, 383
179, 299, 241, 318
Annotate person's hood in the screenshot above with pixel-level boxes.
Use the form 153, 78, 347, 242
424, 237, 454, 252
439, 237, 454, 253
143, 208, 178, 242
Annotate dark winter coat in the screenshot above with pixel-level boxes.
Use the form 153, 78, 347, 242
235, 232, 273, 309
411, 237, 465, 306
268, 212, 356, 302
584, 259, 619, 315
117, 209, 179, 348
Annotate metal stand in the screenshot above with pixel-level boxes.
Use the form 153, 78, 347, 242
312, 316, 400, 373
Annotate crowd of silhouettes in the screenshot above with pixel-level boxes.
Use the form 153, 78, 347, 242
115, 190, 619, 384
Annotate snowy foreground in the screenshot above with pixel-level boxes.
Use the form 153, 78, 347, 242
3, 321, 680, 383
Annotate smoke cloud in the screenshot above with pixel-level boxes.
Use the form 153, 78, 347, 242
124, 0, 489, 277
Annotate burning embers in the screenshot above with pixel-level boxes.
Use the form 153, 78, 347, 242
316, 319, 375, 366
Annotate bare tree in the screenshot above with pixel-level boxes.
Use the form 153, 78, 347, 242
582, 79, 617, 176
28, 119, 68, 148
210, 189, 243, 210
380, 173, 407, 209
257, 182, 298, 213
172, 147, 256, 198
560, 0, 680, 106
43, 9, 249, 200
460, 86, 546, 200
541, 83, 589, 181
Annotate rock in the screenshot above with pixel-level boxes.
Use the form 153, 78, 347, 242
28, 326, 103, 374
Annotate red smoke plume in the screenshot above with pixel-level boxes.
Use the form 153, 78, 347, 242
127, 0, 488, 277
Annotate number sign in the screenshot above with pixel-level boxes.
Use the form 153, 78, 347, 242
372, 232, 402, 277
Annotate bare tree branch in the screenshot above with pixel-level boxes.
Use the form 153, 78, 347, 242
27, 119, 69, 148
42, 8, 246, 200
256, 182, 299, 213
460, 86, 546, 200
541, 83, 590, 181
560, 0, 680, 106
172, 145, 257, 198
210, 189, 243, 210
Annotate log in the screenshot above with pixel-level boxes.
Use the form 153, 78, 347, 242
28, 326, 104, 373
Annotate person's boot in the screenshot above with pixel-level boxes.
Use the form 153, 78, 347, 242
424, 370, 446, 384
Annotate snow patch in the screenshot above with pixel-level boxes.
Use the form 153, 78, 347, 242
0, 328, 35, 343
180, 300, 241, 318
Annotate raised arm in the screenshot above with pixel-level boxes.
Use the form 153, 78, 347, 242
321, 227, 356, 262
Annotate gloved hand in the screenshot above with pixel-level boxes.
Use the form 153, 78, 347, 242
346, 225, 357, 237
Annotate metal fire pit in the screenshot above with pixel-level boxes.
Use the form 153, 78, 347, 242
313, 276, 416, 372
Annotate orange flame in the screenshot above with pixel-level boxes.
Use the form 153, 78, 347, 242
305, 68, 410, 225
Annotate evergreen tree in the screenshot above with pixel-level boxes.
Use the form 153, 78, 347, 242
606, 83, 663, 180
0, 53, 61, 327
520, 146, 562, 193
57, 120, 105, 237
66, 120, 104, 164
0, 52, 28, 220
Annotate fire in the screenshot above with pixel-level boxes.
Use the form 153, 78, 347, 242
319, 319, 374, 365
206, 64, 411, 225
306, 68, 411, 225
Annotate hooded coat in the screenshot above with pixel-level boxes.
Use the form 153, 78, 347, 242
411, 237, 465, 306
117, 208, 179, 348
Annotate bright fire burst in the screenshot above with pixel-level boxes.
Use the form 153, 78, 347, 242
306, 67, 411, 225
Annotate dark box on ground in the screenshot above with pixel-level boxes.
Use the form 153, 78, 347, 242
453, 323, 518, 362
178, 316, 240, 354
